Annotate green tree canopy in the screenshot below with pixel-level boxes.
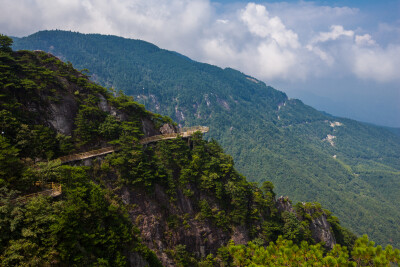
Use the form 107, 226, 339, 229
0, 34, 13, 53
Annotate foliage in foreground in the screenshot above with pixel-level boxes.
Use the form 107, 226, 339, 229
0, 167, 160, 266
200, 235, 400, 267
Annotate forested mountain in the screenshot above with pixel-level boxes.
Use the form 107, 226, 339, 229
4, 35, 399, 266
12, 30, 400, 249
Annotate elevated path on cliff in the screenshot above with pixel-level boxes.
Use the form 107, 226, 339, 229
57, 126, 209, 164
8, 182, 62, 204
139, 126, 209, 145
9, 126, 208, 204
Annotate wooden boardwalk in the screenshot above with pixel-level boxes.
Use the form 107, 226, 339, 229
140, 126, 209, 145
14, 182, 62, 204
57, 126, 209, 163
7, 126, 208, 204
58, 146, 117, 164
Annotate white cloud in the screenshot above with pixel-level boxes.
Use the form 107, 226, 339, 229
198, 3, 303, 80
352, 45, 400, 82
306, 45, 334, 65
355, 34, 376, 46
305, 25, 354, 65
263, 2, 359, 42
255, 42, 298, 78
0, 0, 213, 54
216, 19, 229, 24
310, 25, 354, 44
240, 3, 299, 48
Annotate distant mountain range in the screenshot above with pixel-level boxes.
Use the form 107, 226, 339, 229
13, 30, 400, 247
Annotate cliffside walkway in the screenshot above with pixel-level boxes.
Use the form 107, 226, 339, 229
8, 127, 208, 204
58, 146, 117, 164
139, 126, 209, 145
57, 126, 209, 163
14, 182, 62, 204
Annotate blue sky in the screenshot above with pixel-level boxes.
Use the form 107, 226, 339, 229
1, 0, 399, 126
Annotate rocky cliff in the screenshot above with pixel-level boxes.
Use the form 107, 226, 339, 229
276, 196, 336, 250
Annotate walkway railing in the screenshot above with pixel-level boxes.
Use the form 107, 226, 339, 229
56, 126, 209, 163
14, 182, 62, 204
178, 126, 209, 134
7, 126, 208, 204
140, 126, 209, 144
58, 146, 117, 164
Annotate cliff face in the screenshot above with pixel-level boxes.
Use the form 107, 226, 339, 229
108, 182, 250, 266
1, 50, 170, 146
97, 185, 337, 265
121, 185, 231, 265
309, 212, 336, 249
276, 196, 336, 250
42, 68, 164, 139
48, 94, 78, 135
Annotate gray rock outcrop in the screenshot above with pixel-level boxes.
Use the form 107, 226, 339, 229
275, 196, 336, 249
159, 123, 177, 134
309, 212, 337, 249
48, 94, 78, 135
276, 196, 294, 213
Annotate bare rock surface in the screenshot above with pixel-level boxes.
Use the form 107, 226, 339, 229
141, 118, 159, 137
107, 182, 251, 266
276, 196, 294, 213
275, 196, 336, 250
48, 94, 78, 135
159, 123, 177, 134
309, 213, 337, 249
98, 94, 111, 113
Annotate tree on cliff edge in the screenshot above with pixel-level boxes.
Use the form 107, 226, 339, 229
0, 34, 13, 53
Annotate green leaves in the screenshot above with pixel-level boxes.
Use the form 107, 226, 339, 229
351, 234, 400, 266
54, 182, 131, 265
212, 235, 399, 266
0, 136, 23, 187
74, 105, 106, 145
0, 34, 13, 53
0, 190, 58, 266
99, 115, 122, 140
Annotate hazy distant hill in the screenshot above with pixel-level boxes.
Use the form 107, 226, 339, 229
13, 30, 400, 247
383, 126, 400, 136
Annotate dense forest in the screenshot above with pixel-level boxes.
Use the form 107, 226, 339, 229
1, 34, 399, 266
12, 30, 400, 248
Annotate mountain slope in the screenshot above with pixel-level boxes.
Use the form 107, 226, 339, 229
12, 30, 400, 247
